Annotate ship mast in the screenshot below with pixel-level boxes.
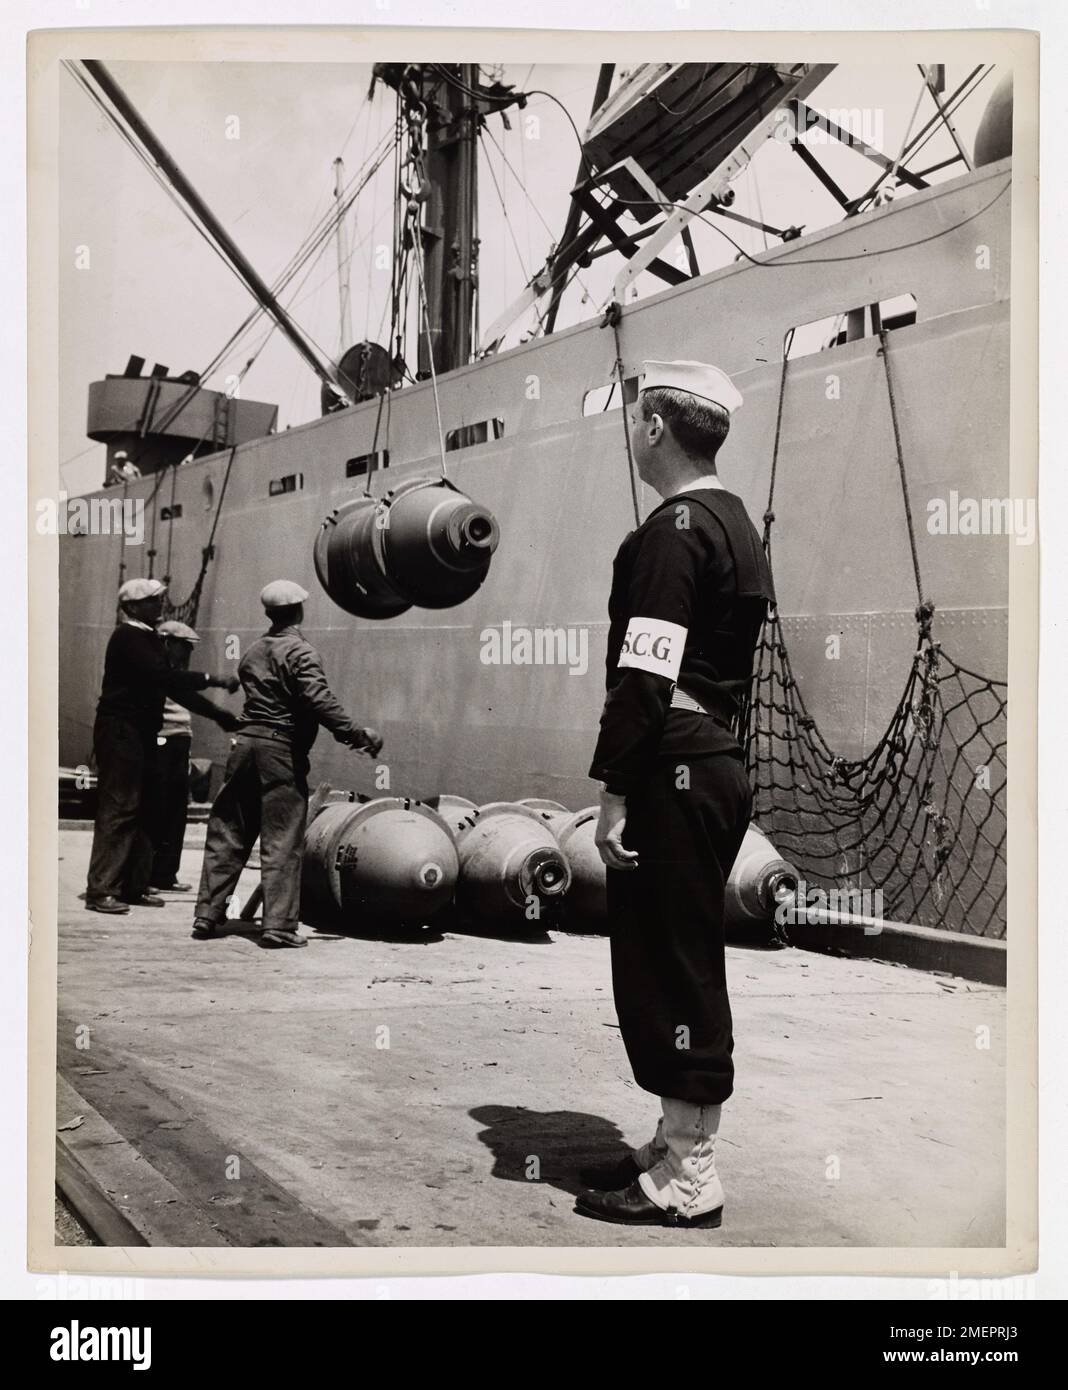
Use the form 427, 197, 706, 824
372, 64, 525, 377
332, 157, 353, 356
414, 63, 480, 375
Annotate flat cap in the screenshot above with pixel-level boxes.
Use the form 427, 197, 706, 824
260, 579, 309, 610
118, 577, 167, 603
640, 359, 743, 415
157, 619, 199, 643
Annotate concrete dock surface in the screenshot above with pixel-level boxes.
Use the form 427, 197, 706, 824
55, 827, 1006, 1249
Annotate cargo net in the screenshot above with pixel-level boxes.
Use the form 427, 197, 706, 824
160, 576, 207, 630
740, 602, 1007, 938
743, 331, 1008, 939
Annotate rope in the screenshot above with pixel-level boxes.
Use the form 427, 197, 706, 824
410, 226, 449, 482
68, 59, 394, 397
58, 72, 396, 480
402, 100, 450, 481
364, 385, 389, 497
164, 463, 177, 579
477, 126, 549, 336
879, 326, 926, 612
161, 445, 238, 627
479, 121, 597, 312
603, 302, 641, 526
146, 457, 161, 579
112, 467, 170, 616
763, 332, 793, 547
115, 478, 130, 599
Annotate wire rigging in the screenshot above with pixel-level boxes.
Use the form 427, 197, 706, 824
59, 65, 396, 474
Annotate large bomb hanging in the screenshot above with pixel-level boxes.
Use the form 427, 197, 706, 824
314, 476, 499, 618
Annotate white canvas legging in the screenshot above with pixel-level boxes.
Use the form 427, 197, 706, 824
634, 1097, 724, 1216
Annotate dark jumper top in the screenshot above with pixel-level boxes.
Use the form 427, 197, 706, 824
95, 623, 215, 736
588, 488, 775, 794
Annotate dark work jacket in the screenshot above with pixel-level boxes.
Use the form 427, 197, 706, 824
588, 487, 775, 795
95, 623, 214, 736
237, 626, 362, 755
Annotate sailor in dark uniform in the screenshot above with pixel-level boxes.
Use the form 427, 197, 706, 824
575, 360, 775, 1228
192, 580, 383, 949
85, 578, 240, 914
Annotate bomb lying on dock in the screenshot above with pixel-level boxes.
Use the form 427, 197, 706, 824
301, 796, 458, 927
724, 824, 799, 939
437, 800, 571, 924
518, 800, 606, 924
296, 788, 796, 938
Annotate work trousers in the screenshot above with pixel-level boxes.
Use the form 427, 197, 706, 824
148, 733, 191, 887
195, 733, 309, 933
85, 715, 157, 902
608, 748, 753, 1105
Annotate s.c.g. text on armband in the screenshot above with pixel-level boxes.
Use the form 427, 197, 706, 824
617, 616, 687, 682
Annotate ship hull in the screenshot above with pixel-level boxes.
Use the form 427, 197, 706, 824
59, 161, 1012, 930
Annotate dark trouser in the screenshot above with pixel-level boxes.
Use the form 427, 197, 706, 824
607, 749, 753, 1107
148, 733, 191, 887
86, 716, 157, 902
195, 733, 309, 933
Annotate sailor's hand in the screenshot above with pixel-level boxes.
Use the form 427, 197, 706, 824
208, 673, 241, 693
351, 726, 383, 758
595, 788, 638, 871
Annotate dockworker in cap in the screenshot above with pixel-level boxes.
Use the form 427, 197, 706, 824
84, 579, 241, 914
146, 620, 242, 894
575, 359, 775, 1228
192, 580, 383, 949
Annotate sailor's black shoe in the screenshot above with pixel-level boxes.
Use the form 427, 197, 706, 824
575, 1180, 723, 1229
122, 893, 166, 908
191, 917, 216, 939
151, 882, 192, 893
84, 895, 130, 915
577, 1154, 643, 1191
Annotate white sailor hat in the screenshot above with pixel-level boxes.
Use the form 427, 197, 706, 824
118, 577, 167, 603
639, 359, 743, 415
260, 579, 309, 610
157, 619, 199, 643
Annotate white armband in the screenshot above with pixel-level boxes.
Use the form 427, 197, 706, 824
617, 616, 687, 682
